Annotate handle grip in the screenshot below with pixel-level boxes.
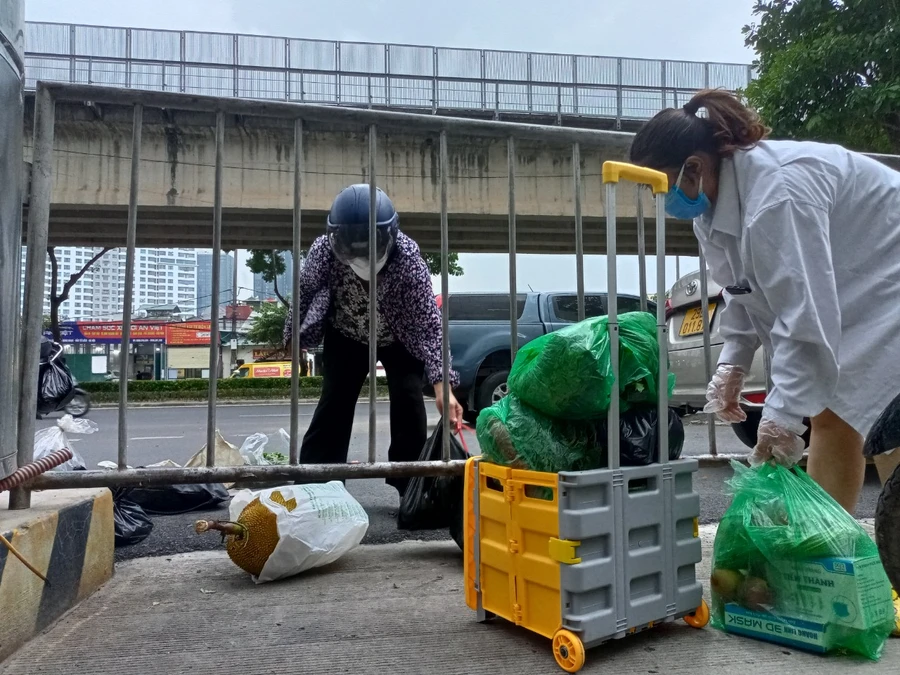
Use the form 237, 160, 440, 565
601, 161, 669, 194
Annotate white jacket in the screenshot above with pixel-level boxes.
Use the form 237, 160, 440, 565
695, 140, 900, 437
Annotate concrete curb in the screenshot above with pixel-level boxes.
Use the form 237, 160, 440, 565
0, 488, 114, 662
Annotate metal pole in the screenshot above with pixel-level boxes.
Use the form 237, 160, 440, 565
656, 194, 669, 464
676, 255, 681, 281
206, 111, 224, 468
573, 143, 585, 321
10, 85, 54, 510
636, 186, 647, 312
508, 137, 518, 361
0, 0, 25, 484
605, 182, 620, 470
230, 248, 238, 371
289, 118, 303, 466
439, 130, 451, 460
698, 249, 717, 456
117, 103, 143, 470
367, 124, 378, 464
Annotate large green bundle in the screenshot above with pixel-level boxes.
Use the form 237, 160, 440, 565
507, 312, 674, 420
476, 394, 606, 474
711, 461, 895, 660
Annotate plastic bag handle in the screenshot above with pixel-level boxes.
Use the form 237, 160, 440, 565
458, 424, 471, 454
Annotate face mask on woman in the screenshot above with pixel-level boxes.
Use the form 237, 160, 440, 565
348, 257, 387, 281
665, 163, 711, 220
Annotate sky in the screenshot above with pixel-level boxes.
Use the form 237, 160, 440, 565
26, 0, 757, 297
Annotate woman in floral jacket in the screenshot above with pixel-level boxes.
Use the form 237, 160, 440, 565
284, 184, 462, 496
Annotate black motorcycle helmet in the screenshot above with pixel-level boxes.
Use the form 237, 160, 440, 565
326, 184, 399, 273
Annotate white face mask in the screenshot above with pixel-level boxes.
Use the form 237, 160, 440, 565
348, 258, 386, 281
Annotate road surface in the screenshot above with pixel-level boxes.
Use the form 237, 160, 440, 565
34, 404, 884, 561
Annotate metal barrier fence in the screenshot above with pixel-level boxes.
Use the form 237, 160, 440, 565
7, 81, 722, 508
23, 21, 754, 124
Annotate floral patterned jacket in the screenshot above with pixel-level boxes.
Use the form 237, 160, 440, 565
283, 232, 459, 387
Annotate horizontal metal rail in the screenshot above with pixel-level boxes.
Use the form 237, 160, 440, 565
25, 20, 754, 124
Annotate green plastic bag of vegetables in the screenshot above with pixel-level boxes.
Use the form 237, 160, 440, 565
475, 393, 606, 474
507, 311, 674, 420
710, 460, 895, 660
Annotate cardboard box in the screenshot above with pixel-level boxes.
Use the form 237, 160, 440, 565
723, 554, 894, 654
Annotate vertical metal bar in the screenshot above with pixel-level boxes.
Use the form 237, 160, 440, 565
571, 55, 579, 114
367, 76, 373, 109
637, 186, 647, 312
606, 181, 620, 470
0, 5, 25, 485
117, 103, 143, 471
556, 86, 562, 126
615, 57, 623, 130
573, 143, 585, 321
10, 86, 55, 510
526, 53, 533, 113
232, 34, 239, 97
206, 111, 225, 467
335, 43, 342, 104
385, 45, 391, 108
289, 118, 303, 466
698, 249, 717, 456
87, 57, 92, 85
179, 31, 186, 93
676, 255, 681, 281
284, 38, 291, 101
508, 137, 518, 361
660, 60, 667, 112
439, 130, 451, 461
432, 47, 438, 114
367, 124, 378, 464
68, 24, 76, 82
480, 50, 486, 110
656, 194, 669, 464
125, 28, 132, 89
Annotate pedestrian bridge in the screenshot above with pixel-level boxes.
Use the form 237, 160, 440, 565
20, 21, 760, 256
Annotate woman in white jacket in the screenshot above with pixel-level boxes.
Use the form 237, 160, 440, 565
630, 90, 900, 628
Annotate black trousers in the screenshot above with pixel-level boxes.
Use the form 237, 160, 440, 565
300, 326, 428, 495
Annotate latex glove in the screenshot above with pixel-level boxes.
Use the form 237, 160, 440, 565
749, 414, 805, 467
703, 364, 747, 423
434, 382, 464, 433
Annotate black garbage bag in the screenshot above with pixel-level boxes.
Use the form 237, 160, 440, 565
37, 360, 74, 414
113, 488, 154, 547
398, 420, 468, 531
127, 480, 230, 515
611, 405, 684, 466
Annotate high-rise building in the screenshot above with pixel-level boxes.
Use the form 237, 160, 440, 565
25, 246, 199, 321
252, 251, 294, 301
196, 252, 235, 315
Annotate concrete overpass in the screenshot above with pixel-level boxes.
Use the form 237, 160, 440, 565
23, 84, 702, 256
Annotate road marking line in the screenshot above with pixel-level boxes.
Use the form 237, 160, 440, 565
130, 435, 185, 441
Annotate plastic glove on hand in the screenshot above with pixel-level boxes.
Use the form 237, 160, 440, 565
749, 415, 805, 468
703, 364, 747, 423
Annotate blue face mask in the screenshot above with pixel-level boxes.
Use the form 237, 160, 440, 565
665, 164, 711, 220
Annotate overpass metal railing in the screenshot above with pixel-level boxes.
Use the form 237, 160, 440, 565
7, 81, 729, 508
23, 21, 754, 126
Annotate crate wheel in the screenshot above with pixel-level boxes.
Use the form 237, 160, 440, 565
552, 629, 585, 673
684, 599, 710, 629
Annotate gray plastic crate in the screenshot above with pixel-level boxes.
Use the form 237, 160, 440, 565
557, 458, 703, 647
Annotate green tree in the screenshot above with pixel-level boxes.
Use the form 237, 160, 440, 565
744, 0, 900, 153
246, 249, 291, 306
423, 252, 464, 277
246, 300, 289, 348
47, 246, 112, 341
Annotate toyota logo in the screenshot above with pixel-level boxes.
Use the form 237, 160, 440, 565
685, 280, 699, 296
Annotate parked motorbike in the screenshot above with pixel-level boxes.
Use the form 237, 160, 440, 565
36, 338, 91, 419
863, 393, 900, 592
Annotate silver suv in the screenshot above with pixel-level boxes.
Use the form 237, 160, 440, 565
666, 269, 810, 449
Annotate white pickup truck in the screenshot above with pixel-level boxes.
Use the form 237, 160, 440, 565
665, 269, 811, 449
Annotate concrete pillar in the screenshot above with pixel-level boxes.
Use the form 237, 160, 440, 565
0, 1, 24, 481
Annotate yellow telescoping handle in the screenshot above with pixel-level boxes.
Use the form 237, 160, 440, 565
601, 161, 669, 195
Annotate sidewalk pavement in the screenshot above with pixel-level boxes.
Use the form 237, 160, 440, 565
2, 523, 896, 675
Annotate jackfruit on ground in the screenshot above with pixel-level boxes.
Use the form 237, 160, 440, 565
195, 489, 297, 577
